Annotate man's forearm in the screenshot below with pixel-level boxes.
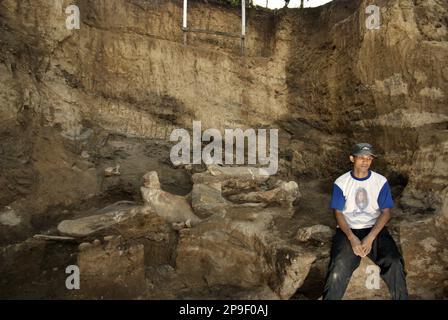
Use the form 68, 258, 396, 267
367, 208, 391, 240
335, 210, 356, 240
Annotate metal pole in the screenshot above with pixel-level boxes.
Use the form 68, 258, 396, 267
266, 0, 268, 8
242, 0, 246, 38
183, 0, 187, 29
183, 0, 188, 45
241, 0, 245, 55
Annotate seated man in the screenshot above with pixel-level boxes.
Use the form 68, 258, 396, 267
323, 143, 408, 300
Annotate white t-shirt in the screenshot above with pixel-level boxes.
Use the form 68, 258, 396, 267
330, 170, 394, 229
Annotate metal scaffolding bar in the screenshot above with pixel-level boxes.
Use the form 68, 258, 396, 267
181, 0, 246, 55
188, 28, 241, 38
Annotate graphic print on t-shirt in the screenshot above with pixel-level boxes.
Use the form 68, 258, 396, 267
354, 187, 369, 214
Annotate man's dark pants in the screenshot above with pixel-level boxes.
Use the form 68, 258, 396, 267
323, 227, 409, 300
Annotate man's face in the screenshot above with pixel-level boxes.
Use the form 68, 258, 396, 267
350, 155, 373, 172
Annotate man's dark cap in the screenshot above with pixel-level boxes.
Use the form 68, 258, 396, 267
351, 143, 376, 157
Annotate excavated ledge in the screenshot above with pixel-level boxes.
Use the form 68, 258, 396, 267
0, 0, 447, 299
